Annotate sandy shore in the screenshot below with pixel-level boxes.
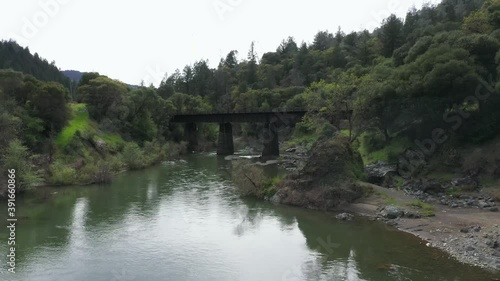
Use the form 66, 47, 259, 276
342, 182, 500, 272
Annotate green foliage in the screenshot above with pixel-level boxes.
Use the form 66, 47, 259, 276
55, 103, 91, 148
142, 141, 168, 166
29, 82, 71, 132
394, 176, 405, 189
98, 133, 125, 152
70, 160, 113, 185
358, 136, 411, 164
463, 9, 494, 34
232, 160, 281, 199
78, 76, 128, 121
0, 40, 70, 87
122, 142, 145, 170
49, 161, 77, 185
290, 114, 335, 150
0, 98, 22, 150
380, 14, 404, 57
3, 0, 500, 194
0, 70, 71, 151
260, 176, 281, 198
2, 139, 41, 191
360, 131, 386, 153
406, 200, 435, 217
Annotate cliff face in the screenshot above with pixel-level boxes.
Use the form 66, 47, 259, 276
276, 135, 364, 210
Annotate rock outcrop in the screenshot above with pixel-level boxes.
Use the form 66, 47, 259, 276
275, 136, 364, 210
365, 161, 397, 185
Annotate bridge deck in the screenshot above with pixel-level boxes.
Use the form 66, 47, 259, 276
170, 111, 307, 124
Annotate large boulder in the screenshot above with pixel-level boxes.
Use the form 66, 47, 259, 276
276, 136, 364, 210
380, 205, 404, 219
397, 148, 427, 178
365, 161, 397, 185
403, 178, 446, 194
451, 176, 478, 190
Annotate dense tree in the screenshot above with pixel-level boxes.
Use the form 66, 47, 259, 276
277, 37, 298, 56
192, 60, 214, 97
247, 41, 258, 87
312, 31, 334, 51
29, 82, 71, 132
379, 14, 405, 57
224, 50, 239, 68
2, 0, 500, 169
78, 76, 128, 121
0, 40, 70, 88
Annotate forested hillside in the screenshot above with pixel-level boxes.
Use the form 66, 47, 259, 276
155, 0, 500, 148
0, 40, 70, 88
62, 70, 83, 82
1, 0, 500, 194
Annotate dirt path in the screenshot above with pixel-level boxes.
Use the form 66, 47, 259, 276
344, 182, 500, 272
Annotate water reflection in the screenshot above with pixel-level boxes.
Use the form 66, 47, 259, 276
0, 154, 498, 281
68, 198, 88, 256
232, 205, 265, 237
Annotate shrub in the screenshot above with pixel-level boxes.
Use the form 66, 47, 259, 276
2, 139, 41, 191
77, 163, 97, 184
260, 176, 282, 198
231, 160, 280, 199
361, 131, 386, 153
143, 141, 167, 165
94, 160, 113, 184
50, 161, 77, 185
108, 155, 125, 172
290, 115, 336, 150
122, 142, 145, 169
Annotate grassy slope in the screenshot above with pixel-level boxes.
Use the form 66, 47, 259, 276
55, 103, 91, 148
358, 137, 412, 164
55, 103, 125, 150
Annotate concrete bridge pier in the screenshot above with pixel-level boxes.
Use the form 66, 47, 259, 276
217, 123, 234, 155
261, 122, 279, 157
185, 122, 198, 151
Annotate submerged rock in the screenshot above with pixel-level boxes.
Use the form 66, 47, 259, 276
336, 213, 354, 221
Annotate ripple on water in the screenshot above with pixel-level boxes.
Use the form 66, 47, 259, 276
1, 155, 499, 281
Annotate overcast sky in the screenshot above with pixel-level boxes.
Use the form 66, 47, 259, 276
0, 0, 441, 86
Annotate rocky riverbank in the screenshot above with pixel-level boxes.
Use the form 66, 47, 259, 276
341, 182, 500, 272
274, 141, 500, 272
234, 132, 500, 272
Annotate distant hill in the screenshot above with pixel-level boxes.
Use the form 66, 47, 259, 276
62, 70, 83, 82
63, 70, 140, 89
0, 40, 70, 88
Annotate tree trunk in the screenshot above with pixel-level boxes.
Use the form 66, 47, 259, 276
383, 127, 390, 143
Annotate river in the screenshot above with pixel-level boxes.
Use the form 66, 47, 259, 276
0, 153, 498, 281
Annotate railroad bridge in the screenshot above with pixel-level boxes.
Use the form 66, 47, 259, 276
170, 110, 307, 156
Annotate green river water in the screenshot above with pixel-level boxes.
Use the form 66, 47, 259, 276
0, 153, 498, 281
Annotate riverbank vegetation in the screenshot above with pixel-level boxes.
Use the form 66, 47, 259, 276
2, 0, 500, 199
231, 160, 282, 199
